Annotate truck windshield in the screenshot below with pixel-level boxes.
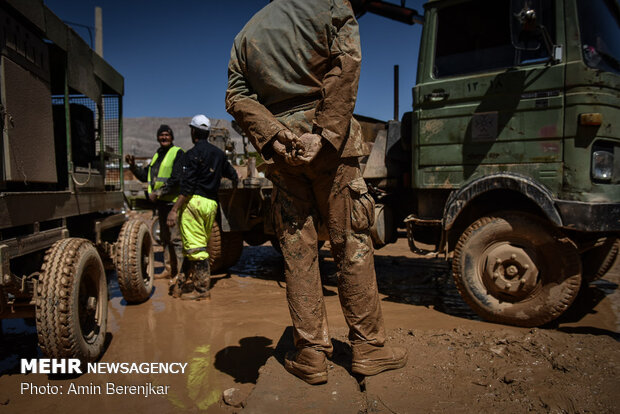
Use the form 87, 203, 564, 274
434, 0, 555, 78
578, 0, 620, 75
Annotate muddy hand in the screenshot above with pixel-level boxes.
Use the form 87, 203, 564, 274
125, 154, 136, 167
273, 140, 302, 166
274, 130, 304, 166
276, 129, 301, 148
166, 210, 178, 228
294, 133, 323, 164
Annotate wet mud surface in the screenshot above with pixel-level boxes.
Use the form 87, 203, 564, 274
0, 235, 618, 413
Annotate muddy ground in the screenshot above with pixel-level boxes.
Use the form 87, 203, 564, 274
0, 233, 618, 413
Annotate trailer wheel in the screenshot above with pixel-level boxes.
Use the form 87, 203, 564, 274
116, 218, 154, 303
36, 238, 108, 361
452, 211, 582, 327
208, 220, 243, 273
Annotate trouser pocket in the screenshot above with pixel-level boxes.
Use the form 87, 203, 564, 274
348, 177, 375, 232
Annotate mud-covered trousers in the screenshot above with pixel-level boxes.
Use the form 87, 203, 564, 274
269, 146, 386, 355
157, 202, 184, 277
177, 195, 218, 293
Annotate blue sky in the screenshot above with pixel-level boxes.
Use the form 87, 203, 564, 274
44, 0, 425, 122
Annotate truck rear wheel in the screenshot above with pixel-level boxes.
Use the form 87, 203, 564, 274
116, 218, 154, 303
208, 220, 243, 273
36, 238, 108, 361
581, 237, 619, 282
452, 211, 582, 327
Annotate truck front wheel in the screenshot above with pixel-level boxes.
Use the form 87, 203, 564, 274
36, 238, 108, 361
452, 211, 582, 327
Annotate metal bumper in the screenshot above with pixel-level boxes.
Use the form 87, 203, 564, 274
555, 200, 620, 232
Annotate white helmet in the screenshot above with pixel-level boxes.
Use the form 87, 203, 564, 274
189, 114, 211, 131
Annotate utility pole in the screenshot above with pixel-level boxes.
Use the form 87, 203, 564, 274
95, 7, 103, 57
393, 64, 399, 121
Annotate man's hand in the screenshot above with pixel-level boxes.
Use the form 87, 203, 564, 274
167, 210, 178, 228
273, 140, 303, 166
148, 191, 158, 202
273, 130, 304, 166
295, 133, 323, 164
276, 129, 301, 148
125, 154, 136, 168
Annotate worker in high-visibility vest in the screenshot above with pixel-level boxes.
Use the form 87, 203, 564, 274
126, 124, 185, 280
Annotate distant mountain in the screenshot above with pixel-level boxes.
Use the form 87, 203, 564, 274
123, 117, 246, 158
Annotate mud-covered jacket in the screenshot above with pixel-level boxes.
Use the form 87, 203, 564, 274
225, 0, 367, 160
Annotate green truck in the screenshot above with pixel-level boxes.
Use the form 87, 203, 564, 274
0, 0, 153, 360
356, 0, 620, 327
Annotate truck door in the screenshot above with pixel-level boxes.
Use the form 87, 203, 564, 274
413, 0, 564, 194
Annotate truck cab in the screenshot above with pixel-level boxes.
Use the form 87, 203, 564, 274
364, 0, 619, 326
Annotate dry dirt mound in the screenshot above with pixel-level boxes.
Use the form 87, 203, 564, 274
242, 327, 619, 413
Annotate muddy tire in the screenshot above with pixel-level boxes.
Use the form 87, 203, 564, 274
452, 211, 582, 327
36, 238, 108, 361
207, 220, 243, 273
116, 218, 154, 303
582, 238, 619, 282
150, 216, 161, 246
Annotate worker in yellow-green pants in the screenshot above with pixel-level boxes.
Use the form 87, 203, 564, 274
177, 195, 218, 297
167, 115, 238, 301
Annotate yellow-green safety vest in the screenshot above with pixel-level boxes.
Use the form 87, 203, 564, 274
147, 146, 183, 202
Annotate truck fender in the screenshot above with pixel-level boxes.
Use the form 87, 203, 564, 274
443, 173, 563, 230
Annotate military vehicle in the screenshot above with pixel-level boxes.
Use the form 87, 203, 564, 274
0, 0, 153, 360
233, 0, 619, 327
360, 0, 619, 327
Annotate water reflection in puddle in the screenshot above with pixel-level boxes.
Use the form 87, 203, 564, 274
230, 244, 479, 321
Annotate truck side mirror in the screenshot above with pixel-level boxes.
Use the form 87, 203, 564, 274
510, 0, 562, 63
510, 0, 543, 51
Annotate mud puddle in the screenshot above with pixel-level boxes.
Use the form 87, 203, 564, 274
230, 241, 479, 322
0, 236, 618, 413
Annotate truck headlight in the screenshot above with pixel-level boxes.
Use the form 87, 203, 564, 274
591, 148, 613, 182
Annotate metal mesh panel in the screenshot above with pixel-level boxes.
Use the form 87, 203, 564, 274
50, 94, 122, 190
103, 94, 121, 190
52, 94, 97, 173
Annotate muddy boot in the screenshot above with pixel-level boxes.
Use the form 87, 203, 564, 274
170, 261, 191, 298
194, 260, 211, 293
284, 347, 328, 385
180, 260, 210, 301
169, 283, 182, 298
170, 279, 192, 298
351, 343, 408, 376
